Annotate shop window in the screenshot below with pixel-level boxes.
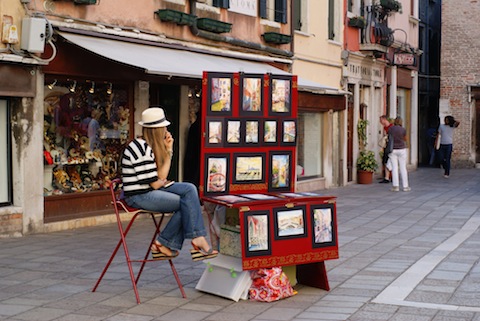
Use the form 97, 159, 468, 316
43, 80, 130, 196
0, 99, 12, 206
297, 111, 323, 180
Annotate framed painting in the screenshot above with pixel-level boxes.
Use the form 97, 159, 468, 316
244, 119, 261, 146
281, 119, 296, 146
263, 119, 278, 145
311, 203, 336, 248
268, 151, 292, 192
207, 73, 233, 116
268, 75, 292, 116
273, 205, 307, 240
244, 211, 271, 257
225, 119, 242, 146
205, 118, 224, 147
233, 153, 266, 184
239, 74, 263, 116
204, 154, 229, 195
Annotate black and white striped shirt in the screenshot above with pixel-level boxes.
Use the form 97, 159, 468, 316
121, 139, 158, 196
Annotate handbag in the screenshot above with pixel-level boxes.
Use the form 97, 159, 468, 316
435, 133, 441, 150
378, 135, 388, 148
384, 133, 394, 155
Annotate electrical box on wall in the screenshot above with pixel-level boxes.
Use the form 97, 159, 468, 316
20, 17, 46, 53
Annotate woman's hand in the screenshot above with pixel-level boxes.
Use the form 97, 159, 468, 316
164, 130, 174, 151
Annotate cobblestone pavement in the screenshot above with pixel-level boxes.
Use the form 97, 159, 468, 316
0, 167, 479, 321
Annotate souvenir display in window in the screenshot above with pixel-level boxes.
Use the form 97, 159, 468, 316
43, 80, 129, 195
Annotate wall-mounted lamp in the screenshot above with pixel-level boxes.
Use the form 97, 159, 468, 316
195, 89, 201, 98
47, 79, 57, 90
69, 80, 77, 93
188, 89, 193, 98
106, 82, 113, 95
89, 81, 95, 94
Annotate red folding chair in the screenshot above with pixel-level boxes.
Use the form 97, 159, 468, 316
92, 178, 186, 303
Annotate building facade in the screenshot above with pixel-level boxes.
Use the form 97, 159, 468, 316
343, 0, 420, 182
1, 0, 347, 236
292, 0, 347, 189
440, 0, 480, 168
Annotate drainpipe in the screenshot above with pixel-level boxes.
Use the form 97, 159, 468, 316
188, 0, 293, 58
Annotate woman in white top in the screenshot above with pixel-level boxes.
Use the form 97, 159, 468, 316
438, 115, 460, 178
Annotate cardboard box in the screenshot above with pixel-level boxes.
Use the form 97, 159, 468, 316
219, 224, 241, 258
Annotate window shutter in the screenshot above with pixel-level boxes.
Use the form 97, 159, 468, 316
275, 0, 287, 23
259, 0, 267, 18
213, 0, 230, 8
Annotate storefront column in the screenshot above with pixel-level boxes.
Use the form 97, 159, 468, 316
410, 70, 419, 167
13, 71, 45, 234
389, 65, 397, 118
353, 82, 360, 180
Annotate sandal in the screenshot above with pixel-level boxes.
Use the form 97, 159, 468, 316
190, 241, 218, 262
151, 241, 179, 260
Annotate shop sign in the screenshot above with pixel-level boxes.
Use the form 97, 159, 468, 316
394, 53, 415, 66
344, 61, 384, 82
229, 0, 257, 16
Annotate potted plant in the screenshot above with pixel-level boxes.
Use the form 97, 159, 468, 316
348, 16, 366, 29
356, 119, 378, 184
379, 0, 402, 13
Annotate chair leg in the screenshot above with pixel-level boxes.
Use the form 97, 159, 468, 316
168, 259, 187, 298
93, 213, 142, 304
135, 213, 165, 285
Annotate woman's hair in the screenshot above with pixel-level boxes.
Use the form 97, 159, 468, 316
394, 117, 403, 126
445, 115, 456, 127
142, 126, 169, 168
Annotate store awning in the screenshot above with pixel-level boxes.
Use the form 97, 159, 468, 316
58, 32, 348, 95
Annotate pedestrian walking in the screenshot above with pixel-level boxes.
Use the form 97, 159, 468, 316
437, 115, 460, 178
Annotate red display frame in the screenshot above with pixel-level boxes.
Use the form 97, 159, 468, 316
199, 72, 298, 198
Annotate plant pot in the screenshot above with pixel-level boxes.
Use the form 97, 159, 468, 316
262, 32, 292, 44
156, 9, 197, 26
357, 170, 374, 184
196, 18, 232, 33
348, 18, 366, 28
74, 0, 97, 4
380, 0, 401, 12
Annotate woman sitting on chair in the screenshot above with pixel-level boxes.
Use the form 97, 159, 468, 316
121, 106, 218, 261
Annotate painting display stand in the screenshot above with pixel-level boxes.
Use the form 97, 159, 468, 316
197, 72, 339, 300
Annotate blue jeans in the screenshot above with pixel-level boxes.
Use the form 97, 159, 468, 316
439, 144, 453, 175
125, 182, 206, 251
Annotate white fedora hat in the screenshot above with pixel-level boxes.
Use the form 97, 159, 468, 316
138, 107, 171, 128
